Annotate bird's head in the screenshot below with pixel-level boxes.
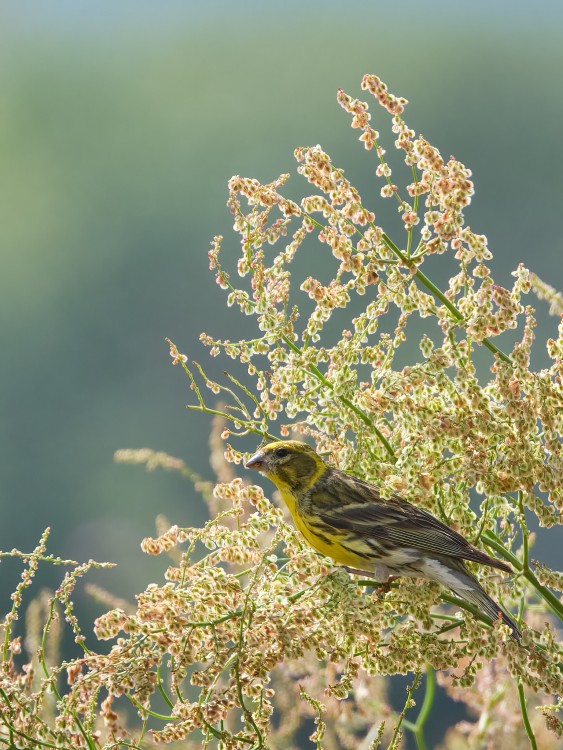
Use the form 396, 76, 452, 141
245, 440, 325, 493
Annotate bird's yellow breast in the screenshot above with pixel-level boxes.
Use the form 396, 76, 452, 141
275, 482, 374, 571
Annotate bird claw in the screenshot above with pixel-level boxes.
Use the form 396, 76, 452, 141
335, 566, 397, 597
371, 576, 398, 598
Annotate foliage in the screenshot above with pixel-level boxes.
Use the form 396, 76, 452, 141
1, 74, 562, 749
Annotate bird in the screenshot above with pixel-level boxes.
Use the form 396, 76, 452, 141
245, 439, 520, 640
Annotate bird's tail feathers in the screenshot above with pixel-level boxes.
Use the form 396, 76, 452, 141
450, 569, 521, 640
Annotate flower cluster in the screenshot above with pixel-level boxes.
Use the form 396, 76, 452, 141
188, 73, 561, 745
1, 74, 561, 749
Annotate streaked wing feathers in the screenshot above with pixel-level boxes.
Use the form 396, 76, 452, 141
312, 469, 510, 572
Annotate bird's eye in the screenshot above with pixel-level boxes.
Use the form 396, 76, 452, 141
275, 448, 289, 458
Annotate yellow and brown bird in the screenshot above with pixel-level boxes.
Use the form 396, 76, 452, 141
245, 440, 520, 639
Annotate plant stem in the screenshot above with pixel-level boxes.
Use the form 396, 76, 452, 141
522, 567, 563, 621
411, 665, 434, 750
280, 333, 396, 460
40, 599, 97, 750
482, 531, 563, 621
517, 679, 538, 750
389, 672, 420, 749
439, 592, 497, 631
380, 232, 512, 364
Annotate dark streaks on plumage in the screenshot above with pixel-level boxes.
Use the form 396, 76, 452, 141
308, 467, 511, 573
245, 440, 521, 639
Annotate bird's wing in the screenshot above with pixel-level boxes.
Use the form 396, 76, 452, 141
311, 470, 511, 572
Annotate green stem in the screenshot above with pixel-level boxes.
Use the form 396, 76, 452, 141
481, 531, 521, 567
280, 334, 396, 460
517, 679, 538, 750
522, 567, 563, 621
482, 531, 563, 621
186, 404, 278, 443
156, 665, 174, 710
380, 233, 512, 365
406, 165, 419, 259
439, 592, 497, 631
473, 497, 489, 544
0, 702, 67, 749
194, 248, 397, 457
40, 600, 97, 750
411, 665, 434, 750
432, 619, 464, 637
518, 493, 530, 569
127, 694, 175, 721
390, 672, 421, 749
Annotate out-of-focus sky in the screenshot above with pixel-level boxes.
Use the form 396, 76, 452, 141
1, 1, 561, 606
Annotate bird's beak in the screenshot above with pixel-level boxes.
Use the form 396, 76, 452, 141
245, 450, 266, 471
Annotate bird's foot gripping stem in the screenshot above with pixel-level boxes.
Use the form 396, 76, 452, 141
339, 566, 398, 597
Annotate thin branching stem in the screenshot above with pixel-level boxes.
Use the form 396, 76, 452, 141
389, 672, 421, 749
280, 333, 396, 460
410, 665, 434, 750
380, 232, 513, 364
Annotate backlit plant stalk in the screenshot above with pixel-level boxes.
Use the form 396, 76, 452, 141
169, 73, 562, 746
1, 74, 561, 750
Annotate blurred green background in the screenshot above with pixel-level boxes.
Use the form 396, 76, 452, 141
1, 1, 562, 743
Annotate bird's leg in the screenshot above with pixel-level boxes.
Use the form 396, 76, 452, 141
324, 566, 399, 600
339, 565, 399, 596
372, 576, 398, 597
